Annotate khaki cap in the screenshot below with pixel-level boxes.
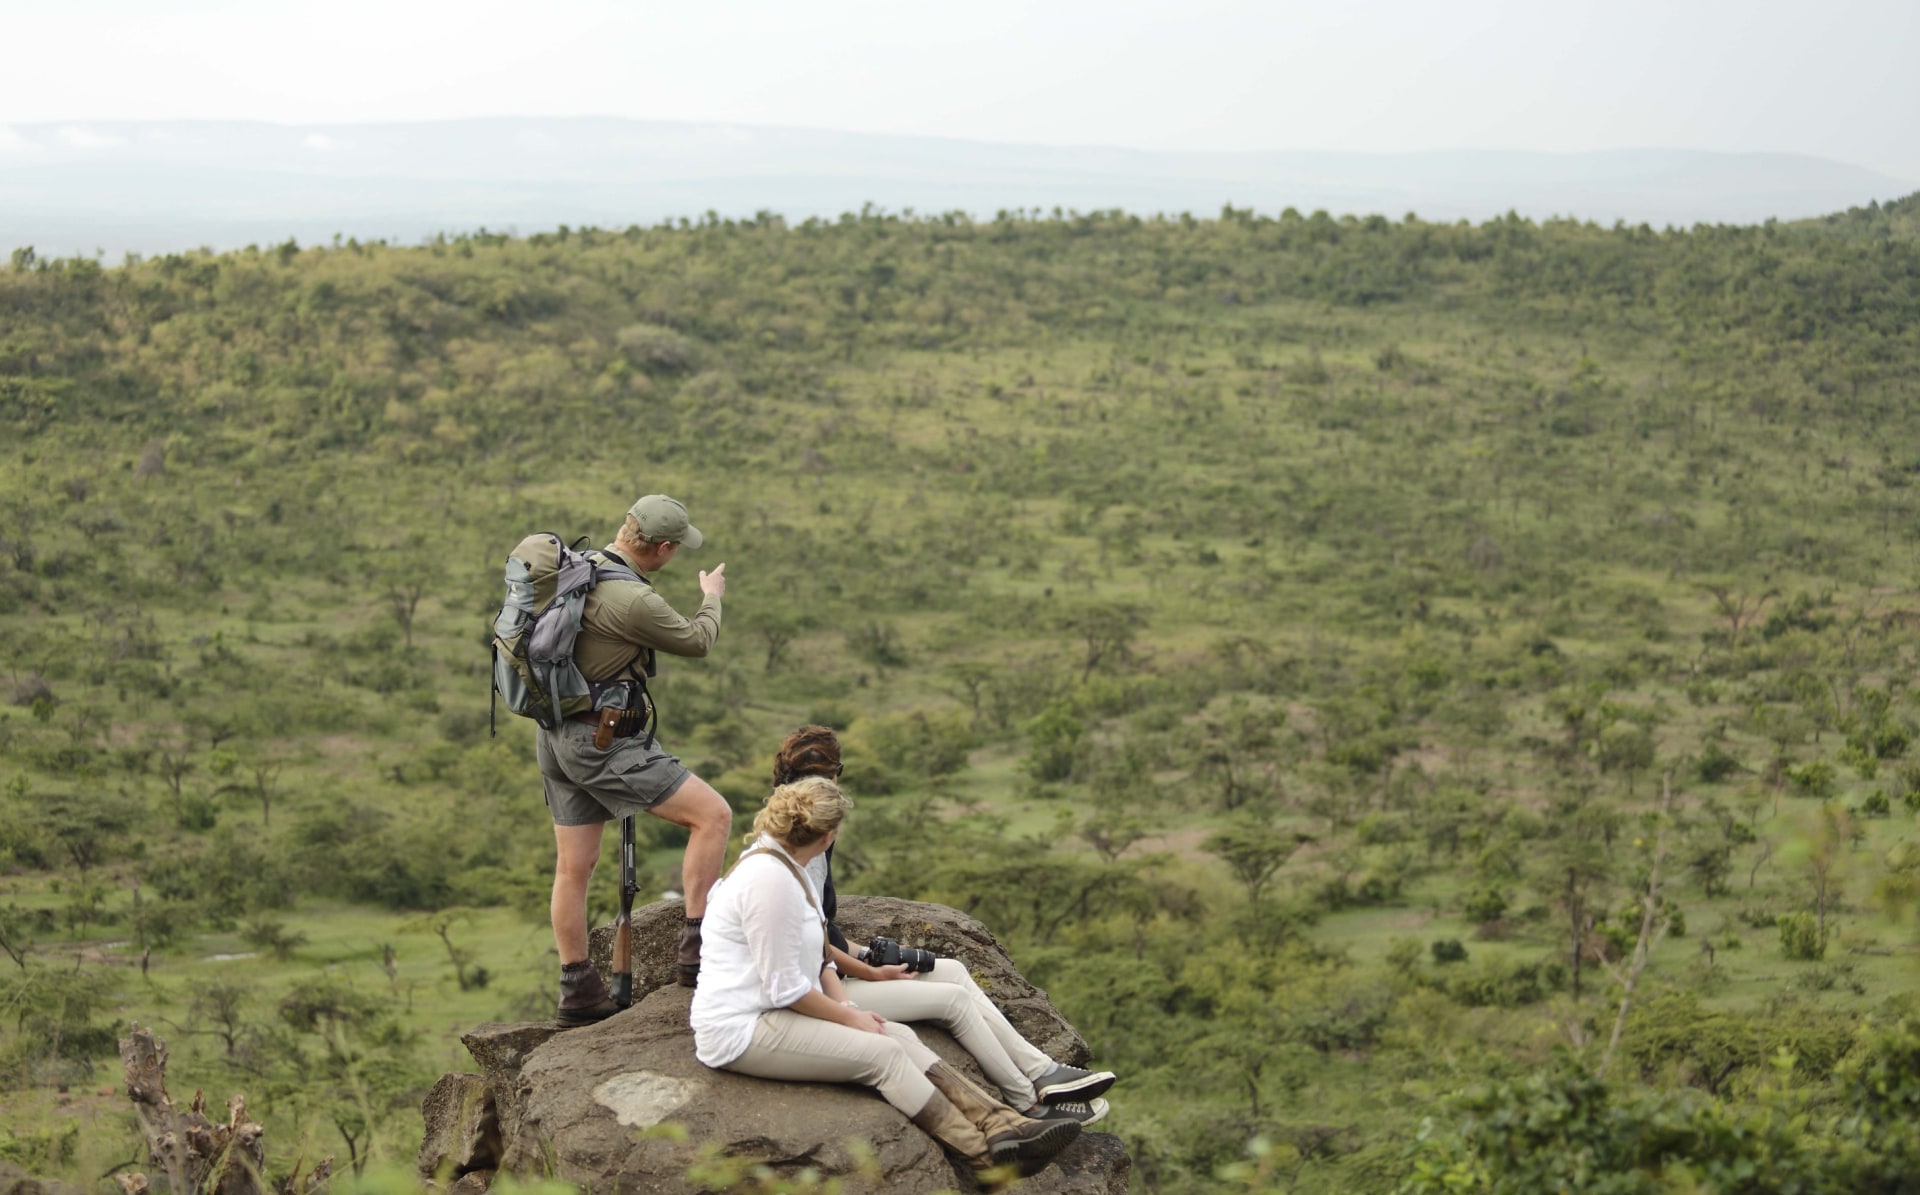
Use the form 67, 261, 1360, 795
628, 494, 704, 549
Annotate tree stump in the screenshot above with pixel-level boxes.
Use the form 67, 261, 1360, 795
117, 1023, 331, 1195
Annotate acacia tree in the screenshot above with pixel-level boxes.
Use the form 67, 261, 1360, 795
1596, 722, 1656, 795
942, 661, 1000, 730
1699, 582, 1777, 643
185, 980, 255, 1058
1187, 697, 1286, 811
1205, 819, 1309, 908
1061, 601, 1146, 682
755, 612, 813, 673
1534, 804, 1619, 1004
0, 905, 30, 969
379, 540, 440, 651
1799, 802, 1853, 943
217, 758, 283, 827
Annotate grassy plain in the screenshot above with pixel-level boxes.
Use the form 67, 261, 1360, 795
4, 199, 1920, 1190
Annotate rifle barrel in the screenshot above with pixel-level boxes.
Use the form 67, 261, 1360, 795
609, 815, 637, 1008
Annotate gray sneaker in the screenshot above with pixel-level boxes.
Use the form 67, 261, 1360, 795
1033, 1062, 1116, 1104
1025, 1098, 1109, 1126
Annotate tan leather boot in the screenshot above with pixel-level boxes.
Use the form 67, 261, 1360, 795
910, 1089, 997, 1171
925, 1061, 1080, 1172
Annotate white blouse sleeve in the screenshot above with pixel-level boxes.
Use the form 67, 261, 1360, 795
735, 859, 819, 1009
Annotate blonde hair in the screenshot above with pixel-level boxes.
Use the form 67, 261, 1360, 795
751, 775, 852, 850
617, 515, 670, 548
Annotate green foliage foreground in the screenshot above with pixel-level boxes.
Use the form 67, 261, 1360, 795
3, 193, 1920, 1192
1402, 1017, 1920, 1194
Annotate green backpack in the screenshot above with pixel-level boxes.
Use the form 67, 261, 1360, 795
489, 533, 655, 735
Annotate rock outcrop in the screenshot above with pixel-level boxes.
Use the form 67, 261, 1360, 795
0, 1161, 74, 1195
420, 897, 1128, 1193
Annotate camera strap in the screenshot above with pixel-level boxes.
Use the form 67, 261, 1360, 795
734, 843, 832, 966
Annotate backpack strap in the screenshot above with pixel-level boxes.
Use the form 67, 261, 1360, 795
731, 844, 833, 966
583, 549, 660, 746
585, 550, 659, 681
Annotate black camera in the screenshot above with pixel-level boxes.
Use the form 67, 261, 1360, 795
866, 935, 937, 974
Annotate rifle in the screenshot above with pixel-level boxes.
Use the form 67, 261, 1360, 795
609, 814, 637, 1008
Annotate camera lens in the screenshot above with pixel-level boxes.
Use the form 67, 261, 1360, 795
869, 936, 937, 973
900, 945, 936, 973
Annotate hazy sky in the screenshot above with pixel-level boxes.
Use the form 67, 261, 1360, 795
5, 0, 1917, 180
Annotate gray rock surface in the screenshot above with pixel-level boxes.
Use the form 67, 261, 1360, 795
418, 1073, 499, 1181
426, 898, 1128, 1192
0, 1161, 73, 1195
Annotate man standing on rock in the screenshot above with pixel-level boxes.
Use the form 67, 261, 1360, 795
541, 494, 732, 1026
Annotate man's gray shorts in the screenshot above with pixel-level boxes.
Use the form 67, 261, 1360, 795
536, 719, 693, 826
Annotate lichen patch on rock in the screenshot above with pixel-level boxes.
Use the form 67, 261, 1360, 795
592, 1071, 696, 1128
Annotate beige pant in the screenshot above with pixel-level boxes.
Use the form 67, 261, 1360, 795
729, 1010, 939, 1116
842, 957, 1053, 1108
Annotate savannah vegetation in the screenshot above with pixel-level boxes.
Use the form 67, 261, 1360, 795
4, 192, 1920, 1192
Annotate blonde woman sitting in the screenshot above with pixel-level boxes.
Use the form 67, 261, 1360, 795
773, 725, 1117, 1125
689, 775, 1080, 1176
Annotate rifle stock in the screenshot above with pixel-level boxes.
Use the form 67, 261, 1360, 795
609, 815, 636, 1008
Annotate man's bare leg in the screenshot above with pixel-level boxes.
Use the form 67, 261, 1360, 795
551, 821, 608, 964
649, 775, 731, 985
649, 775, 732, 918
551, 820, 623, 1025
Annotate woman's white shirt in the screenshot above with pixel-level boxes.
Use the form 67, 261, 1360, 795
689, 836, 829, 1068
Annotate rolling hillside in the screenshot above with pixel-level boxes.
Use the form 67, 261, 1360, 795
4, 198, 1920, 1191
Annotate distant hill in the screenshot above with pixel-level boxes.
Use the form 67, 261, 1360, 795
1, 117, 1913, 258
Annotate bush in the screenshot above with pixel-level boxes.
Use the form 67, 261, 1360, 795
1738, 905, 1778, 929
1431, 938, 1468, 964
1440, 957, 1562, 1007
1695, 742, 1744, 782
1780, 912, 1826, 961
1463, 887, 1509, 924
848, 709, 975, 781
1022, 702, 1084, 783
1355, 814, 1409, 845
1398, 1058, 1791, 1192
175, 793, 219, 831
0, 965, 123, 1086
241, 917, 307, 960
1790, 761, 1839, 799
615, 322, 700, 372
1386, 936, 1425, 977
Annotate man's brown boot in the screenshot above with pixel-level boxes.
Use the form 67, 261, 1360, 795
925, 1061, 1079, 1173
675, 918, 703, 987
556, 961, 620, 1028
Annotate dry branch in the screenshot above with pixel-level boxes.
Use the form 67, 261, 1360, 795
1598, 773, 1677, 1077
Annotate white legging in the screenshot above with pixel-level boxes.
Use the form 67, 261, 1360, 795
841, 958, 1054, 1108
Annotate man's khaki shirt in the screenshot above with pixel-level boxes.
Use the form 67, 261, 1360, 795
575, 543, 723, 681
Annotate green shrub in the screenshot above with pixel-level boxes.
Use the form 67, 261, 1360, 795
1439, 957, 1562, 1007
1694, 742, 1743, 782
848, 709, 975, 781
1780, 912, 1827, 961
1463, 887, 1509, 924
1790, 761, 1838, 799
1022, 702, 1084, 783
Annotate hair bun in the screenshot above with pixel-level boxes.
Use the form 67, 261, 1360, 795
751, 774, 852, 848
